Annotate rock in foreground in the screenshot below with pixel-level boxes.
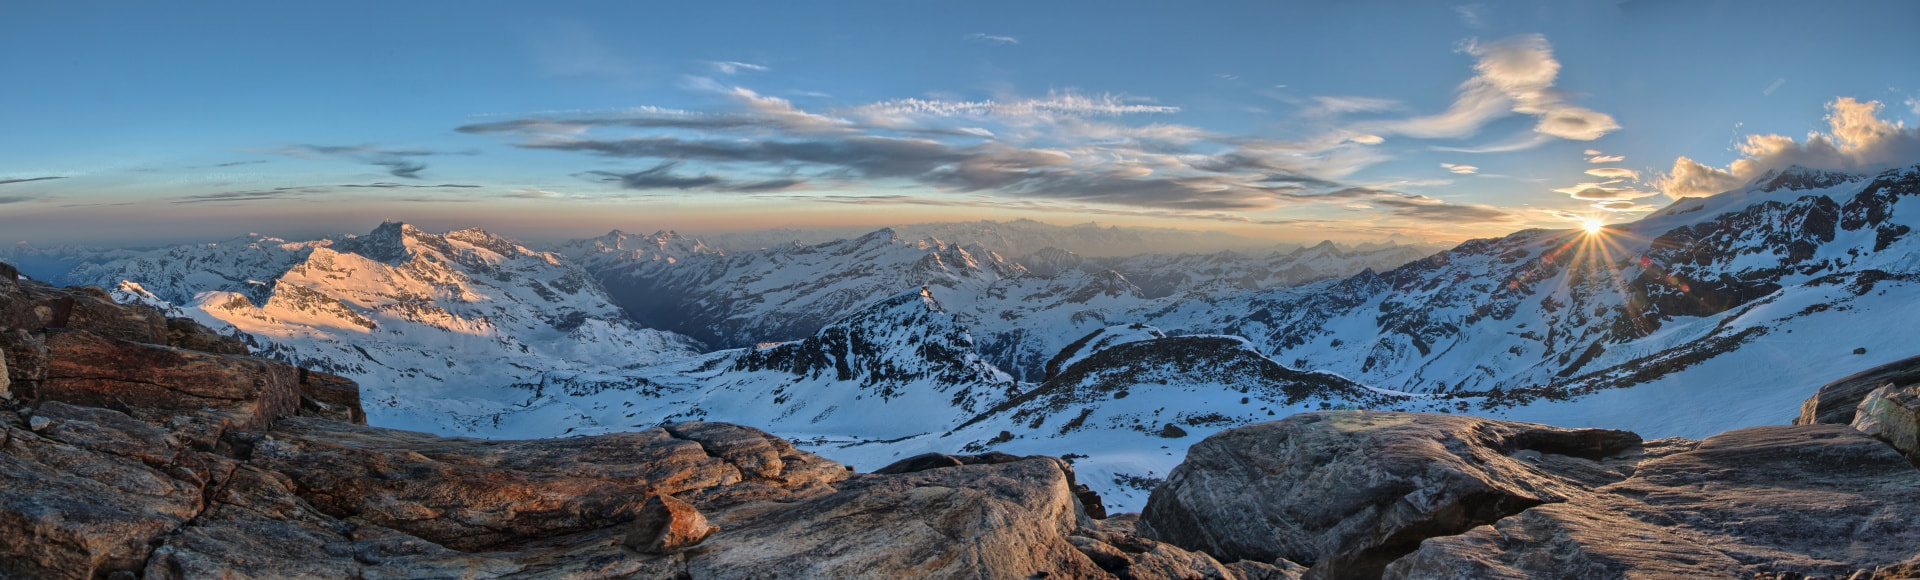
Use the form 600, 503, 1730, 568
1142, 411, 1920, 579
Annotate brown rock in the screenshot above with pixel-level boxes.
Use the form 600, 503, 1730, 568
39, 329, 300, 433
625, 494, 717, 554
1852, 383, 1920, 464
249, 417, 844, 551
296, 369, 364, 424
0, 419, 201, 578
0, 329, 48, 400
0, 283, 167, 345
163, 317, 248, 355
1796, 354, 1920, 425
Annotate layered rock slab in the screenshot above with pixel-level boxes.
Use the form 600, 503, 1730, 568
1139, 411, 1638, 579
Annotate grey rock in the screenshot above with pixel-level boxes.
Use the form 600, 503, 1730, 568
686, 457, 1107, 579
1852, 383, 1920, 464
1140, 411, 1638, 579
1796, 354, 1920, 425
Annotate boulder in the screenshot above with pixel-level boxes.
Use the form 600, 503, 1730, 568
0, 329, 48, 400
1796, 354, 1920, 425
624, 493, 717, 554
1605, 425, 1920, 577
1852, 383, 1920, 464
686, 456, 1108, 579
1139, 411, 1638, 579
39, 329, 300, 433
1386, 425, 1920, 578
296, 369, 364, 424
1382, 500, 1744, 578
164, 317, 248, 355
248, 417, 845, 551
0, 283, 167, 345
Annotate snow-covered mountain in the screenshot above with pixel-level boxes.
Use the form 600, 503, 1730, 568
17, 165, 1920, 511
559, 226, 1436, 380
1142, 165, 1920, 436
41, 222, 703, 433
672, 218, 1303, 257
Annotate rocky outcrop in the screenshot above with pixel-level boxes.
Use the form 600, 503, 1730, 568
1139, 412, 1639, 578
1853, 383, 1920, 464
1143, 412, 1920, 579
1795, 354, 1920, 425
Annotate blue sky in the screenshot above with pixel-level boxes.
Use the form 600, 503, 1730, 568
3, 0, 1918, 246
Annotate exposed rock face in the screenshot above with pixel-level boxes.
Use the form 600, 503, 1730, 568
42, 329, 301, 433
1796, 354, 1920, 425
1853, 383, 1920, 464
1144, 411, 1920, 579
1139, 411, 1639, 579
625, 494, 717, 554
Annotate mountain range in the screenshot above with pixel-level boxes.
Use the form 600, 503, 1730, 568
6, 164, 1918, 509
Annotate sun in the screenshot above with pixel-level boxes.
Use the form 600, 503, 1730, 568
1582, 218, 1605, 235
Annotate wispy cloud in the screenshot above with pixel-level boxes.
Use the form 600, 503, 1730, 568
963, 33, 1019, 46
1762, 78, 1786, 97
0, 176, 67, 186
271, 144, 473, 179
0, 196, 36, 204
461, 82, 1510, 220
707, 60, 768, 75
1584, 167, 1638, 179
1453, 4, 1487, 28
1441, 163, 1480, 174
1586, 154, 1625, 163
1359, 34, 1618, 142
576, 161, 802, 193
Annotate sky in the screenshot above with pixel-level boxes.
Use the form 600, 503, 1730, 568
3, 0, 1918, 247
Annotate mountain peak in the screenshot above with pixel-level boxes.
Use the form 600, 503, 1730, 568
1752, 165, 1862, 192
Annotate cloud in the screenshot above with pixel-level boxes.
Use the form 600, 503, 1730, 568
1655, 97, 1920, 197
1371, 197, 1516, 222
1430, 132, 1552, 153
1454, 4, 1487, 28
853, 92, 1179, 125
1553, 182, 1659, 200
464, 84, 1421, 215
0, 196, 35, 204
0, 176, 67, 186
963, 33, 1019, 45
578, 162, 803, 193
1441, 163, 1479, 174
174, 186, 331, 204
1586, 154, 1625, 163
708, 61, 768, 75
1361, 34, 1618, 142
1763, 78, 1786, 97
1593, 199, 1656, 212
336, 182, 482, 189
1584, 149, 1602, 155
1584, 167, 1638, 179
272, 144, 471, 179
503, 188, 566, 199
